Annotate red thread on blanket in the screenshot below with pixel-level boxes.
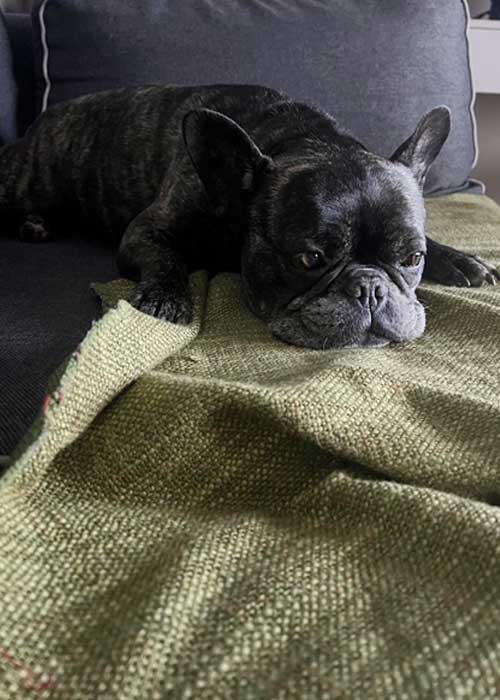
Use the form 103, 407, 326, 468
41, 391, 63, 415
41, 394, 51, 415
0, 648, 57, 694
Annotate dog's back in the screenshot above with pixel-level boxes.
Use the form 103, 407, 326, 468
0, 84, 287, 237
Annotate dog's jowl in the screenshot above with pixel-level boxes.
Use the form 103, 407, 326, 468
0, 84, 497, 348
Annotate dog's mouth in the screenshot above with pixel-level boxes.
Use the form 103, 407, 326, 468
241, 261, 425, 350
266, 287, 426, 350
299, 311, 389, 349
270, 308, 391, 349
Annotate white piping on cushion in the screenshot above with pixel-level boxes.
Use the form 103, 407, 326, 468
39, 0, 51, 113
462, 0, 485, 191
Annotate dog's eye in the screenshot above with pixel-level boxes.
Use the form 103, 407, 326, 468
401, 252, 424, 268
295, 251, 326, 271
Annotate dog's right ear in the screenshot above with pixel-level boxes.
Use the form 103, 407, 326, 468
182, 109, 274, 216
390, 106, 451, 188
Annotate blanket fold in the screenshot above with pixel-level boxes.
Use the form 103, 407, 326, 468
1, 194, 500, 699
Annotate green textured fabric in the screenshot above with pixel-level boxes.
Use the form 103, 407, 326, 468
1, 193, 500, 699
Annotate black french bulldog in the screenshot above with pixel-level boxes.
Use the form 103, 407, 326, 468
0, 84, 497, 348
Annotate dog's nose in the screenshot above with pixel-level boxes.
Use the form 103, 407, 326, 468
344, 279, 387, 308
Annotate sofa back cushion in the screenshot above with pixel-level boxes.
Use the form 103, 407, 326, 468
0, 9, 17, 144
4, 13, 36, 138
32, 0, 480, 196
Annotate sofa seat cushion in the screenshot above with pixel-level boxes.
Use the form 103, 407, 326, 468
0, 234, 117, 454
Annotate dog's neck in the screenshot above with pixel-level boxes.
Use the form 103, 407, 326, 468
247, 100, 361, 162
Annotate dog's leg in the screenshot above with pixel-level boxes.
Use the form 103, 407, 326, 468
424, 236, 500, 287
118, 202, 193, 324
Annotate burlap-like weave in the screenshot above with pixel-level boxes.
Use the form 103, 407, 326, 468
1, 194, 500, 699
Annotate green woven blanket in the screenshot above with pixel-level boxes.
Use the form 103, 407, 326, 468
1, 194, 500, 699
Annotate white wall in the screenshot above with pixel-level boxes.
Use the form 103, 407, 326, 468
468, 0, 491, 16
472, 95, 500, 203
466, 2, 500, 202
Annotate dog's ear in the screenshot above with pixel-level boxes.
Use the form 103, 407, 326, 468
390, 106, 451, 187
182, 108, 274, 216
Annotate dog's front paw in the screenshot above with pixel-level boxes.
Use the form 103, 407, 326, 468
130, 279, 193, 324
425, 241, 499, 287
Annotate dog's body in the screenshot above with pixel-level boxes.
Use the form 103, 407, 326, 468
1, 84, 497, 348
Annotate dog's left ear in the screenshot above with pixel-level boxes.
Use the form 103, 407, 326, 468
182, 108, 274, 216
390, 106, 451, 187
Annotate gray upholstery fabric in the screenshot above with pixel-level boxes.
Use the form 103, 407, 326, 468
0, 236, 117, 455
32, 0, 480, 196
0, 9, 17, 144
4, 13, 36, 137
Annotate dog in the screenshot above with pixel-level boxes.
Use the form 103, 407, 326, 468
0, 84, 497, 348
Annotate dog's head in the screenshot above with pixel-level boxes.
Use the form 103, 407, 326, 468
183, 105, 450, 349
